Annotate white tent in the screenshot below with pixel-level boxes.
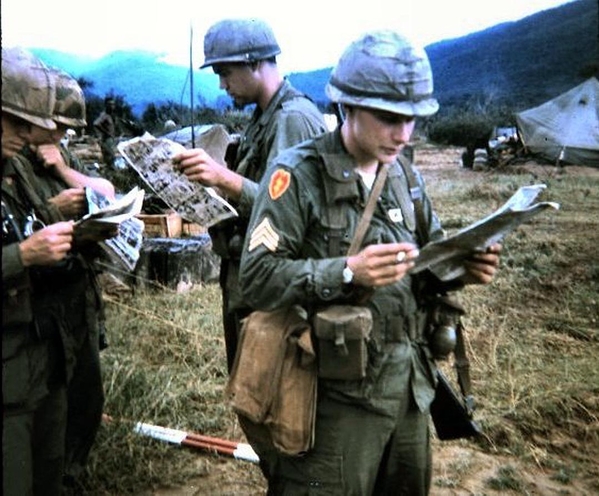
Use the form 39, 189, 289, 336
516, 77, 599, 167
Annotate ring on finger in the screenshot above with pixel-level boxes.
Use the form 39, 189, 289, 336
396, 251, 406, 264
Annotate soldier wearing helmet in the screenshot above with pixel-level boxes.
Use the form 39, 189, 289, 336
2, 47, 78, 496
25, 68, 115, 217
174, 18, 326, 374
13, 67, 116, 490
239, 31, 502, 494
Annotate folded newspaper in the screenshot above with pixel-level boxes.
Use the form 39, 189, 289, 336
117, 133, 238, 228
76, 187, 145, 272
411, 184, 560, 281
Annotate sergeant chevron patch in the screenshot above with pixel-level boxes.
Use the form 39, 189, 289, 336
268, 169, 291, 200
248, 217, 280, 252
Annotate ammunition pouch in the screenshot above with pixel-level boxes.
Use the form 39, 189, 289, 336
313, 305, 372, 380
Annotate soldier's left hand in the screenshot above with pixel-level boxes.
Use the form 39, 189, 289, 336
461, 243, 502, 285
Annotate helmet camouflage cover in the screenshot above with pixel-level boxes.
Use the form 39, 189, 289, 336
326, 30, 439, 117
50, 68, 87, 128
201, 18, 281, 68
2, 46, 56, 130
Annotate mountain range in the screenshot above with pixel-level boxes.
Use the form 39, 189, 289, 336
31, 0, 597, 117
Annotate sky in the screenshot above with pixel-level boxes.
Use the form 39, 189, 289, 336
2, 0, 576, 74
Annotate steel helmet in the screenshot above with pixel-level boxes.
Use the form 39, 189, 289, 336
326, 31, 439, 117
50, 68, 87, 128
201, 18, 281, 69
2, 47, 56, 130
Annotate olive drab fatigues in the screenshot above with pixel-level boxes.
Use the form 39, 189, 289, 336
240, 130, 450, 495
2, 154, 95, 496
19, 145, 106, 482
209, 79, 326, 371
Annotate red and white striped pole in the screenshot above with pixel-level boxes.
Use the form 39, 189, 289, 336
133, 421, 260, 464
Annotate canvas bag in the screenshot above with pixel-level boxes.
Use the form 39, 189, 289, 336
226, 306, 317, 455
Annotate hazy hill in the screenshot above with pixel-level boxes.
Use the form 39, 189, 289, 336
31, 0, 597, 117
425, 0, 598, 111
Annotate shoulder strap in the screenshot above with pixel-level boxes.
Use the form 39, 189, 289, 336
347, 163, 389, 256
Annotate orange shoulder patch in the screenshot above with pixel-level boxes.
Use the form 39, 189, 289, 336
268, 169, 291, 200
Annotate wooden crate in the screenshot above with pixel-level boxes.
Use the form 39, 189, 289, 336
182, 221, 207, 237
136, 211, 182, 238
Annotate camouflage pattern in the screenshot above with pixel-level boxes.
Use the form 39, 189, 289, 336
201, 18, 281, 68
1, 47, 56, 130
49, 68, 87, 128
326, 31, 439, 117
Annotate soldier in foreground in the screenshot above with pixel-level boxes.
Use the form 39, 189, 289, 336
2, 47, 75, 496
173, 18, 326, 372
15, 67, 115, 488
239, 31, 502, 494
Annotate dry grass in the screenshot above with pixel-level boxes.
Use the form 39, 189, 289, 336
71, 146, 598, 495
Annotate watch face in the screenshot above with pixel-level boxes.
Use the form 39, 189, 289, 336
343, 265, 354, 284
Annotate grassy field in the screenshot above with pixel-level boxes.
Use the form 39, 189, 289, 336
70, 145, 599, 495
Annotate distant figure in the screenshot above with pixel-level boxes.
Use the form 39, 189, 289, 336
93, 96, 116, 167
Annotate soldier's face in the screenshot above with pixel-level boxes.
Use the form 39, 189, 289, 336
1, 113, 31, 158
27, 124, 60, 146
344, 107, 415, 166
213, 63, 260, 108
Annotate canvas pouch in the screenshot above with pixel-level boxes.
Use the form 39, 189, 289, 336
313, 305, 372, 380
226, 307, 317, 456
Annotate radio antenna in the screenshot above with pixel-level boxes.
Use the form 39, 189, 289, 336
189, 22, 196, 148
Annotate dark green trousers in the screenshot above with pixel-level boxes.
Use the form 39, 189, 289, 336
256, 339, 433, 496
3, 327, 68, 496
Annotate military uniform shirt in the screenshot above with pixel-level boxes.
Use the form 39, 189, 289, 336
240, 129, 446, 415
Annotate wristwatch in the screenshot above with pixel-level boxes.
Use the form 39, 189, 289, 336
342, 264, 354, 284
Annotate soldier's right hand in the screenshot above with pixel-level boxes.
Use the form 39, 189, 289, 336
19, 221, 74, 267
347, 242, 419, 287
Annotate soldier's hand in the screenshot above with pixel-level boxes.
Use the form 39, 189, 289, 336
173, 148, 241, 199
347, 242, 419, 287
461, 243, 502, 285
34, 143, 67, 171
19, 221, 74, 267
173, 148, 224, 186
48, 188, 86, 218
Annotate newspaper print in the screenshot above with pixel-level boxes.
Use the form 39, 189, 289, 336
410, 184, 560, 281
81, 187, 145, 272
117, 134, 238, 228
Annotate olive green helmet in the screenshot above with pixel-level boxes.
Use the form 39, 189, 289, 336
201, 18, 281, 69
2, 47, 56, 130
326, 30, 439, 117
50, 68, 87, 128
